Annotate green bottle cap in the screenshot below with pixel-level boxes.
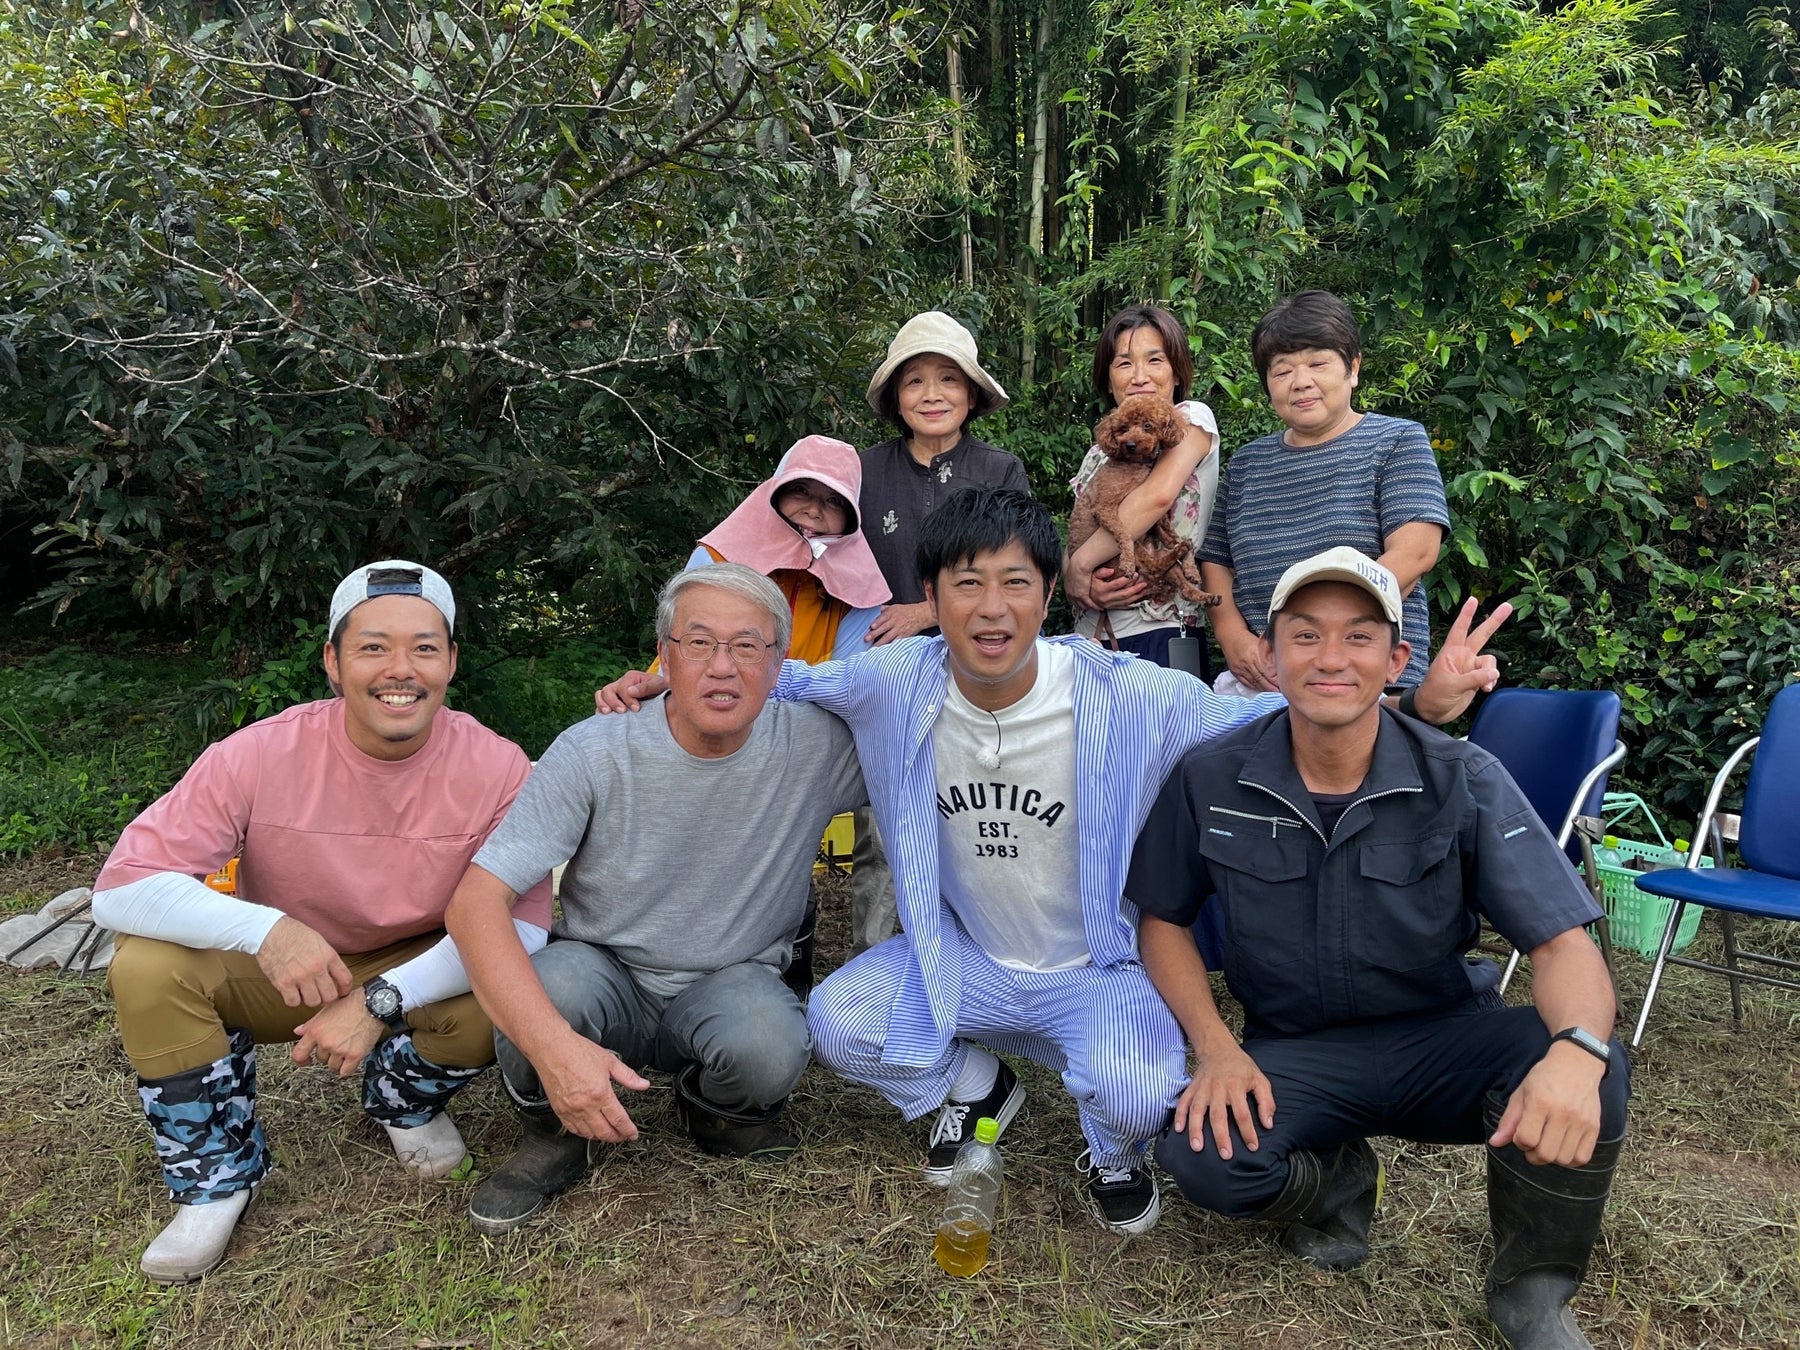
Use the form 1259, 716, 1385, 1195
1602, 835, 1620, 848
974, 1117, 1000, 1145
1674, 838, 1690, 853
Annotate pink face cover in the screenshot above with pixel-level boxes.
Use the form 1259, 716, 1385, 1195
698, 436, 892, 609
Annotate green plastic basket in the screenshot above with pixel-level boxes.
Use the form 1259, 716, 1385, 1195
1592, 794, 1713, 959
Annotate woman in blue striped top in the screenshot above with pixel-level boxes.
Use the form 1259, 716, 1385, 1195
1199, 291, 1449, 690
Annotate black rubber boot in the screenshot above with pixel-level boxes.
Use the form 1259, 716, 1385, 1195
782, 893, 819, 1000
673, 1064, 798, 1160
1485, 1132, 1622, 1350
1256, 1138, 1383, 1271
467, 1100, 590, 1236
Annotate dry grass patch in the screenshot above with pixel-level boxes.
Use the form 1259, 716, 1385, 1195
0, 867, 1796, 1348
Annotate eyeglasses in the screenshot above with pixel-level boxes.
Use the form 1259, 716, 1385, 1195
669, 635, 775, 665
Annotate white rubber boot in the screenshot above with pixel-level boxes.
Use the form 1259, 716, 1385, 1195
382, 1110, 469, 1180
139, 1188, 254, 1284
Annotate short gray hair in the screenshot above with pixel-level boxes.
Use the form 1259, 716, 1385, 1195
654, 563, 793, 653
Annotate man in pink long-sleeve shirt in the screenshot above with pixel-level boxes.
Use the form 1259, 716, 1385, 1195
93, 561, 552, 1284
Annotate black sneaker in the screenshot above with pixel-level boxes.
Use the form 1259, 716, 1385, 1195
1078, 1149, 1161, 1234
922, 1059, 1025, 1185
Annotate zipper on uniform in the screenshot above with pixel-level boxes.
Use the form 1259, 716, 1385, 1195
1208, 805, 1306, 838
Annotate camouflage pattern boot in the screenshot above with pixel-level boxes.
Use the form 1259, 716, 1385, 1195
136, 1028, 269, 1283
362, 1031, 484, 1179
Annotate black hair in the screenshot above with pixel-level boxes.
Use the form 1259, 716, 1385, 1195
915, 486, 1061, 591
1250, 290, 1363, 391
1091, 304, 1193, 405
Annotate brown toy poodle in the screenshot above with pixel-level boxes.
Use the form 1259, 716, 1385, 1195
1067, 393, 1220, 611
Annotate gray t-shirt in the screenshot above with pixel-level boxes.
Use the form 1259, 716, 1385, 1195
474, 699, 866, 999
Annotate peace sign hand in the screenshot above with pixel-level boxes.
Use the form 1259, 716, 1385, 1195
1410, 597, 1513, 725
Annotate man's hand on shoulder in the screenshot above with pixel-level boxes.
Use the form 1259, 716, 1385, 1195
539, 1032, 652, 1142
1410, 596, 1513, 724
1171, 1033, 1276, 1161
1489, 1041, 1606, 1167
256, 915, 354, 1008
292, 993, 385, 1077
595, 670, 666, 714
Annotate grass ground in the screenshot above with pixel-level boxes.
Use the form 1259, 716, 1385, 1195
1, 857, 1797, 1350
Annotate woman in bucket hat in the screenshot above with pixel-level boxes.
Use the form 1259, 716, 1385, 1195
850, 312, 1032, 954
857, 312, 1031, 649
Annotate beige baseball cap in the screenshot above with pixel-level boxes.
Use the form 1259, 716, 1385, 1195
329, 560, 456, 638
865, 311, 1010, 415
1268, 546, 1403, 624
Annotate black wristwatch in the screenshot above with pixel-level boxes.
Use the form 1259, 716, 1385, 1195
364, 976, 407, 1030
1549, 1026, 1611, 1066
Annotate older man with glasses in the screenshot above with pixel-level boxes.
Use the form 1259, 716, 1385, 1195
443, 563, 865, 1235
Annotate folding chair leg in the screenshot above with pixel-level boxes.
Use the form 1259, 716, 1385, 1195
1721, 911, 1743, 1024
1632, 899, 1690, 1049
1498, 949, 1524, 995
1576, 835, 1618, 1014
1706, 818, 1744, 1025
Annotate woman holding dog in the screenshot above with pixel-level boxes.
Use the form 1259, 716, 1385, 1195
1198, 290, 1448, 690
1065, 305, 1221, 675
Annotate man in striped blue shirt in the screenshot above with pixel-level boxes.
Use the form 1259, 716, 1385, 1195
778, 487, 1507, 1233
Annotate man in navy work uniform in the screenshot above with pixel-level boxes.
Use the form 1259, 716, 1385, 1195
1130, 547, 1629, 1350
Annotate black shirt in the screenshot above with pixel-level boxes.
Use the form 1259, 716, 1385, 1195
858, 434, 1031, 605
1127, 709, 1603, 1036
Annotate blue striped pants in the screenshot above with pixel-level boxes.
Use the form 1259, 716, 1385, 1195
808, 924, 1187, 1169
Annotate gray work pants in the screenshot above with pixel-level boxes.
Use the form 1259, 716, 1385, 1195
495, 940, 811, 1113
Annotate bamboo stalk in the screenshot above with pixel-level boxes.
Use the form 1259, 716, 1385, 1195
947, 37, 975, 290
1159, 39, 1193, 300
1021, 0, 1054, 386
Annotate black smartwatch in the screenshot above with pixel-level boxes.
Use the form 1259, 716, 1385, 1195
1549, 1026, 1611, 1067
364, 976, 407, 1030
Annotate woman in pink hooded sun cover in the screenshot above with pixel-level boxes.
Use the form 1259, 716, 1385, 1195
689, 435, 890, 663
597, 436, 890, 697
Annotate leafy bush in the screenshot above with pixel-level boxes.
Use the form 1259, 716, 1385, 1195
0, 0, 940, 641
0, 647, 209, 856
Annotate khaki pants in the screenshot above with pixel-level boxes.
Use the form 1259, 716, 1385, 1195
108, 931, 495, 1080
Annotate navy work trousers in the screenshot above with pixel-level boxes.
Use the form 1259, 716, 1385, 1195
1155, 999, 1631, 1217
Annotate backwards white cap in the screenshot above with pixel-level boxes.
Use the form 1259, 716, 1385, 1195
328, 560, 456, 638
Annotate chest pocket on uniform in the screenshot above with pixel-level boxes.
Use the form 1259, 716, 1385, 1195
1197, 816, 1312, 970
1350, 830, 1471, 977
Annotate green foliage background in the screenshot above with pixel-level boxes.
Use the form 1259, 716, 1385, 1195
3, 0, 1799, 836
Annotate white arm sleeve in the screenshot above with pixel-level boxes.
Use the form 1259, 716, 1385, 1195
91, 871, 285, 954
382, 922, 550, 1012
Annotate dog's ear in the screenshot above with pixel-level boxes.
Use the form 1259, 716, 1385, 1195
1094, 406, 1121, 449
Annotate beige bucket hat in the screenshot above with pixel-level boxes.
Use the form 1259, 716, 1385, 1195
865, 311, 1010, 415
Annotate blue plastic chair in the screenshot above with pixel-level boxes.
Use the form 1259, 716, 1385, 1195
1630, 683, 1800, 1047
1466, 688, 1626, 992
